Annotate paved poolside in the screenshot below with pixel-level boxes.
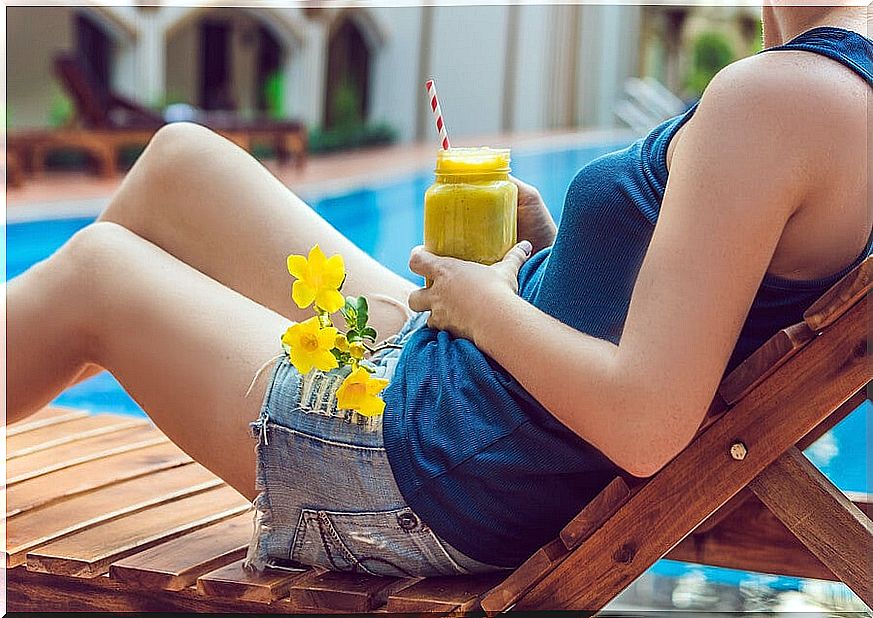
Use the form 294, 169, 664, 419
6, 129, 631, 221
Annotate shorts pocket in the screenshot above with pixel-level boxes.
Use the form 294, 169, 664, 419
290, 506, 471, 578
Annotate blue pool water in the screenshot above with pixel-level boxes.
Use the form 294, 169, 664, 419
6, 142, 869, 594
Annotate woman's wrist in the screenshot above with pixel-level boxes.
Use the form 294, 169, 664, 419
471, 286, 527, 351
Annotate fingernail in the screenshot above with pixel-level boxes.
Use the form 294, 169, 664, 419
520, 240, 532, 255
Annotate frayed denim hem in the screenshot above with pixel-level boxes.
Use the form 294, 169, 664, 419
243, 355, 286, 572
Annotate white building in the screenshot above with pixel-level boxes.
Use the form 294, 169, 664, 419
7, 3, 644, 142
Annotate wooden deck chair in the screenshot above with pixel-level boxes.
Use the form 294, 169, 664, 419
6, 256, 871, 614
53, 52, 307, 170
6, 146, 25, 188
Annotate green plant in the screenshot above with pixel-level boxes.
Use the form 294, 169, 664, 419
685, 31, 736, 97
307, 122, 397, 154
331, 77, 363, 130
48, 93, 75, 128
152, 92, 188, 109
749, 20, 764, 55
263, 71, 285, 120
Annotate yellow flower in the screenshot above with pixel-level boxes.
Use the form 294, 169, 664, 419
349, 342, 366, 360
281, 317, 339, 374
287, 245, 346, 312
334, 333, 350, 353
336, 367, 389, 417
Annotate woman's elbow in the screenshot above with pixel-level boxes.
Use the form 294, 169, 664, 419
612, 413, 698, 479
622, 453, 673, 479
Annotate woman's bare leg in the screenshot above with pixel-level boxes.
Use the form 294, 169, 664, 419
97, 122, 417, 339
7, 222, 290, 498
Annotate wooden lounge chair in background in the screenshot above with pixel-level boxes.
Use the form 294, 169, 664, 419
5, 256, 871, 613
6, 145, 26, 188
5, 52, 307, 182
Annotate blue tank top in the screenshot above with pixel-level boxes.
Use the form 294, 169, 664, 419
383, 26, 873, 567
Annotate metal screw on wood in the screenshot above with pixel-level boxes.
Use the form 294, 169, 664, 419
730, 442, 748, 461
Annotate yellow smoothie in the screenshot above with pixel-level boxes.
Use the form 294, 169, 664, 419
424, 147, 518, 265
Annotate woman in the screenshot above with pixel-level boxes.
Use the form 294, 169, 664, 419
8, 5, 871, 577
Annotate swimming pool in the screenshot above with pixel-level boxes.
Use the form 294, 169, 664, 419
6, 141, 869, 600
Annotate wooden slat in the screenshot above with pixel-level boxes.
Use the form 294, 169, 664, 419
6, 407, 90, 437
720, 257, 870, 406
797, 387, 869, 451
26, 484, 249, 577
514, 297, 869, 611
110, 514, 252, 591
384, 572, 505, 614
196, 559, 311, 604
7, 426, 168, 485
7, 564, 308, 613
560, 477, 632, 549
749, 447, 873, 607
284, 570, 409, 613
6, 463, 219, 567
670, 492, 872, 581
7, 441, 192, 518
479, 538, 567, 615
718, 322, 815, 405
7, 414, 147, 459
803, 255, 871, 331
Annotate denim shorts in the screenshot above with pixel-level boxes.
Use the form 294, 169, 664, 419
244, 311, 506, 577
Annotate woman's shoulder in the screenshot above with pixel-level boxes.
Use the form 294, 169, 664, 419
700, 48, 866, 131
679, 50, 865, 182
708, 52, 859, 115
682, 48, 869, 281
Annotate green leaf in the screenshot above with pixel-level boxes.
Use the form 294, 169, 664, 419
342, 297, 357, 329
354, 296, 369, 330
361, 327, 377, 342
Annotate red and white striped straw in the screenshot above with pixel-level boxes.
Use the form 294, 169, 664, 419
425, 79, 451, 150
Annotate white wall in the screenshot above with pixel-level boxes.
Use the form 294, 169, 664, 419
165, 20, 198, 105
578, 4, 641, 128
368, 7, 421, 142
510, 4, 552, 133
7, 7, 75, 128
426, 5, 509, 141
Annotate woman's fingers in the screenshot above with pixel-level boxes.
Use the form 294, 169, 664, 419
408, 246, 442, 278
509, 175, 542, 202
498, 240, 533, 276
407, 287, 432, 312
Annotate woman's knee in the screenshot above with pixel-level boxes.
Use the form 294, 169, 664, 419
56, 222, 142, 360
145, 121, 224, 162
101, 122, 231, 227
63, 221, 134, 267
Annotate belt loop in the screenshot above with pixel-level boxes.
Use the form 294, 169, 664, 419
260, 414, 269, 446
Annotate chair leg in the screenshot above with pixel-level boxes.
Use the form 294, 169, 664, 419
749, 446, 873, 608
6, 150, 25, 188
93, 140, 118, 178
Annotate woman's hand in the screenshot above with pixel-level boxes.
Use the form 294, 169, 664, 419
407, 241, 533, 342
512, 176, 557, 253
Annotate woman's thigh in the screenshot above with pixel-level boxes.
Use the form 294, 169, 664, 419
71, 222, 292, 500
98, 122, 416, 341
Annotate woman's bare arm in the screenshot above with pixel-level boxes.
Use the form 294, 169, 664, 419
409, 56, 846, 477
